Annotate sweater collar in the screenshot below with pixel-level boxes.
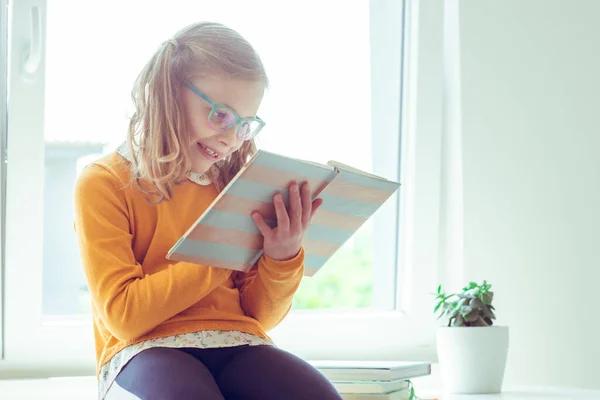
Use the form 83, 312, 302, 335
115, 141, 212, 186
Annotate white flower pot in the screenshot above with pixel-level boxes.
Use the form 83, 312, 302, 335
436, 326, 509, 394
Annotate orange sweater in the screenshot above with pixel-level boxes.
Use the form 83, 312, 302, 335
73, 152, 304, 373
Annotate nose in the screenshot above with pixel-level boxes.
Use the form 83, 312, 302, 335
217, 125, 239, 148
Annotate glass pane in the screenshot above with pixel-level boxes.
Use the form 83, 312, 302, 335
42, 0, 381, 315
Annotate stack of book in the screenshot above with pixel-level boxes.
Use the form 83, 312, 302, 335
310, 360, 431, 400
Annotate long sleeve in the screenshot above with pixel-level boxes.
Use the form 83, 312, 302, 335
73, 164, 233, 342
234, 248, 305, 331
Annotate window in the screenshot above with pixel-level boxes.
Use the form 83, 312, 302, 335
3, 0, 444, 374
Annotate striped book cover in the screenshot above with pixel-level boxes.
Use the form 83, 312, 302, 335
166, 150, 400, 276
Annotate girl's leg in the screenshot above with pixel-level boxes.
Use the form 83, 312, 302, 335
105, 347, 225, 400
204, 345, 342, 400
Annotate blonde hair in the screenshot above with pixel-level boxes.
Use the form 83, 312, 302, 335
127, 22, 268, 202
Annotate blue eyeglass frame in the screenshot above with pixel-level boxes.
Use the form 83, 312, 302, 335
185, 81, 265, 141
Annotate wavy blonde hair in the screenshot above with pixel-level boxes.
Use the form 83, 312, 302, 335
127, 22, 268, 202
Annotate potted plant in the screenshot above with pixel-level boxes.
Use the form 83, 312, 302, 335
433, 280, 509, 394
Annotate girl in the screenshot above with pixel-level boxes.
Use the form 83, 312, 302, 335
74, 22, 342, 400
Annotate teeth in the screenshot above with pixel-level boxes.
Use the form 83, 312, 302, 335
200, 143, 219, 158
205, 147, 216, 156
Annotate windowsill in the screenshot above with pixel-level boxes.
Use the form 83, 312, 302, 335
0, 364, 437, 400
2, 364, 600, 400
409, 365, 600, 399
0, 359, 96, 380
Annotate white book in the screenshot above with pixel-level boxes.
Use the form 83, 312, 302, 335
333, 379, 410, 394
341, 389, 411, 400
311, 360, 431, 382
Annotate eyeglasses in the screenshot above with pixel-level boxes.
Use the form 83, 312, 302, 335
185, 81, 265, 141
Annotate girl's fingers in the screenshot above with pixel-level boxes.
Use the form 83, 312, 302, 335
300, 182, 313, 227
310, 197, 323, 219
288, 182, 302, 231
273, 192, 290, 230
252, 211, 272, 237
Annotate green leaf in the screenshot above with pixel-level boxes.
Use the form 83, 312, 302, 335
469, 281, 478, 289
452, 314, 465, 327
449, 308, 459, 319
407, 380, 424, 400
469, 297, 483, 309
482, 291, 493, 304
434, 302, 443, 313
437, 284, 441, 294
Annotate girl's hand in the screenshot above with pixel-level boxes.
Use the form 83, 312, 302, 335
251, 181, 323, 261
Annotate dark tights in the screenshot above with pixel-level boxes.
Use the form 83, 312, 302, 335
110, 345, 343, 400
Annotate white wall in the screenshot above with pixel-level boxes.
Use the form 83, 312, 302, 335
449, 0, 600, 389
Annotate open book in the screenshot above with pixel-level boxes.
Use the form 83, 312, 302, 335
166, 150, 400, 276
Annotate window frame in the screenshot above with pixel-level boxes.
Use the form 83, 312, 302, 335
0, 0, 446, 377
0, 0, 8, 362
